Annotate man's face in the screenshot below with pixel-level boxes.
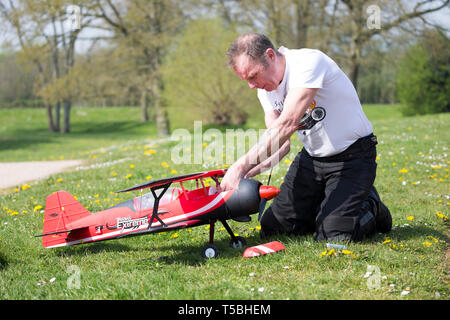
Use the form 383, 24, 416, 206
233, 50, 280, 92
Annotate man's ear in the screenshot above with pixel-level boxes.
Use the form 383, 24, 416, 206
265, 48, 276, 61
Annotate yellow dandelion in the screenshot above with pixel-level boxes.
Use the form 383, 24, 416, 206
398, 168, 408, 174
130, 164, 135, 169
406, 216, 414, 221
436, 211, 448, 220
422, 241, 432, 247
34, 205, 43, 212
21, 185, 31, 191
383, 239, 391, 244
125, 174, 132, 179
342, 249, 358, 258
161, 162, 169, 168
170, 233, 179, 239
57, 178, 63, 182
144, 149, 156, 155
170, 169, 178, 174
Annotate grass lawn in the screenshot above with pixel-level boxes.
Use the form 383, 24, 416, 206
0, 104, 448, 300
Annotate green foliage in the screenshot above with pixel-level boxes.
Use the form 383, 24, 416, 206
162, 19, 258, 126
0, 52, 37, 107
396, 30, 450, 116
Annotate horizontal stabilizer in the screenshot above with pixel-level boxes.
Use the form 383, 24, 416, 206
243, 241, 286, 258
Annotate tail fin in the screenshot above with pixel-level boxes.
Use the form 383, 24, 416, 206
40, 191, 90, 248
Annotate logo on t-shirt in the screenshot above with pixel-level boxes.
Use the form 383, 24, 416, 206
274, 100, 284, 111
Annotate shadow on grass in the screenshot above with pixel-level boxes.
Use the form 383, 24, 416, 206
55, 241, 134, 257
0, 136, 53, 153
49, 225, 447, 267
0, 251, 8, 270
0, 121, 155, 153
387, 224, 447, 242
146, 236, 256, 266
52, 233, 265, 267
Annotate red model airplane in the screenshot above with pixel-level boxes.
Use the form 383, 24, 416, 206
36, 169, 280, 258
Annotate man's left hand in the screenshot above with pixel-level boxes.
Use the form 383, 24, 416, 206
219, 162, 246, 192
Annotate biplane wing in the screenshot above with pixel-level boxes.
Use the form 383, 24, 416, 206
115, 169, 227, 193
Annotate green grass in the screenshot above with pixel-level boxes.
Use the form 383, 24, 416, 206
0, 104, 448, 300
0, 106, 158, 162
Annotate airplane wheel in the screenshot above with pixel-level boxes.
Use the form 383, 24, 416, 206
230, 236, 246, 249
202, 244, 219, 259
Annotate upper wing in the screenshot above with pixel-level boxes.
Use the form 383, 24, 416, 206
115, 169, 227, 193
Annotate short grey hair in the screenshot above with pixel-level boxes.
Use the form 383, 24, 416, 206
227, 33, 279, 68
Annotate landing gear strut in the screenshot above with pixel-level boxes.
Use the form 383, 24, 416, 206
201, 220, 246, 258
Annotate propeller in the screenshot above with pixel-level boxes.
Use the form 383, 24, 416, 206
258, 167, 274, 222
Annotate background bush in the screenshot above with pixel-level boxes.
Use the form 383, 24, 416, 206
396, 29, 450, 116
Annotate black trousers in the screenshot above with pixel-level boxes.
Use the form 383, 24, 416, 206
261, 134, 378, 242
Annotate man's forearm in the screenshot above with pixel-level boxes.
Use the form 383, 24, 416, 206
235, 119, 295, 174
236, 88, 315, 174
244, 140, 290, 178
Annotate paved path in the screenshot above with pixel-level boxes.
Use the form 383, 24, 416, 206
0, 160, 84, 189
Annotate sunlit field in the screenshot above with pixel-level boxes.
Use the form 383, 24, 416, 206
0, 105, 448, 300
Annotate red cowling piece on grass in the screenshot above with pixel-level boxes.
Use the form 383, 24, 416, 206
242, 241, 286, 257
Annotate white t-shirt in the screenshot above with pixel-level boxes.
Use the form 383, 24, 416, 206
257, 47, 373, 157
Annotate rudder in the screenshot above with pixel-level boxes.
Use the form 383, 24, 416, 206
41, 191, 90, 248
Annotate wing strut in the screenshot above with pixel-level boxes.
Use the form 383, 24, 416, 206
147, 183, 171, 229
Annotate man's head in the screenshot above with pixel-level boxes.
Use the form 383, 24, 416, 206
227, 33, 285, 91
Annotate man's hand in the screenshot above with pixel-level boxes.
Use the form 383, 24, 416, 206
219, 162, 246, 192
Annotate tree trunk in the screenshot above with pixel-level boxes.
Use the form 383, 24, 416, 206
349, 53, 360, 90
61, 100, 71, 133
343, 0, 364, 90
141, 89, 149, 122
55, 101, 61, 132
294, 0, 310, 48
152, 77, 170, 137
47, 104, 56, 132
155, 105, 170, 137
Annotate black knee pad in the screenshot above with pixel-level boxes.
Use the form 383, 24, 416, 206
314, 207, 376, 242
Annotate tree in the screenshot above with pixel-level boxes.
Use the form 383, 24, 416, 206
0, 0, 92, 133
396, 29, 450, 115
91, 0, 185, 137
161, 19, 257, 126
338, 0, 449, 90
